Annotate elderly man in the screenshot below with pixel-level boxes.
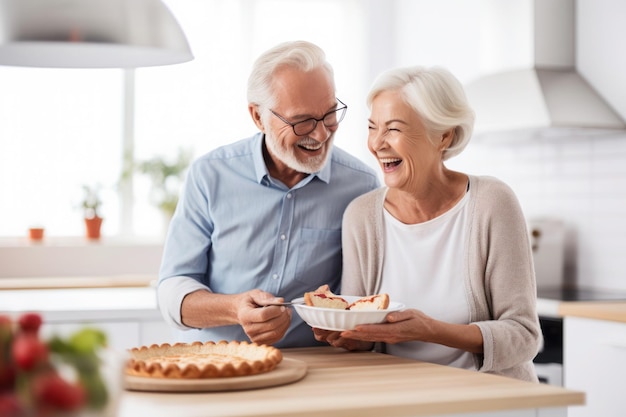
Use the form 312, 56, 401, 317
157, 40, 379, 348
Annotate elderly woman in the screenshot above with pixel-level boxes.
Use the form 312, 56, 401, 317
314, 66, 541, 382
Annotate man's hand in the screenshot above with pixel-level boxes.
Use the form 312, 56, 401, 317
180, 289, 291, 345
236, 290, 292, 346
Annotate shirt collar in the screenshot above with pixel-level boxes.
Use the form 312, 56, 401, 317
252, 133, 332, 186
252, 133, 268, 183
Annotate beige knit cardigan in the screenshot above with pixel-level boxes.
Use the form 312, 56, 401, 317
340, 175, 541, 382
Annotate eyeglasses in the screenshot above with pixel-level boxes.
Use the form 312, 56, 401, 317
269, 98, 347, 136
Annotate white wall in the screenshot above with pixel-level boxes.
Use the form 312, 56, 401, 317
450, 132, 626, 292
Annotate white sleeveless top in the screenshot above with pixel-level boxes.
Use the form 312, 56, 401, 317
379, 189, 475, 370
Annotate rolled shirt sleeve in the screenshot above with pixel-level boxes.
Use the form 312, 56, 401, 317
157, 276, 212, 330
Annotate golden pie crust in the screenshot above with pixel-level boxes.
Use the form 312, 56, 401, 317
125, 340, 283, 379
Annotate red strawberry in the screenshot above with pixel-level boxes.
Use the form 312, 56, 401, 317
0, 314, 13, 356
11, 334, 48, 371
0, 315, 11, 329
0, 315, 15, 391
0, 366, 16, 391
0, 392, 23, 417
33, 372, 86, 411
17, 313, 43, 334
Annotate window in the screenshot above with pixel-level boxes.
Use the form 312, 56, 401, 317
0, 68, 123, 236
0, 0, 368, 238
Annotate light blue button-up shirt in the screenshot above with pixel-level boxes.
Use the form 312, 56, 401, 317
158, 132, 379, 347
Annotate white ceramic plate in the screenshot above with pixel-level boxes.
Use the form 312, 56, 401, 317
291, 296, 405, 331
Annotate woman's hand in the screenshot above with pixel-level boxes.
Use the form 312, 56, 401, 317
340, 309, 484, 354
340, 309, 430, 344
312, 327, 374, 351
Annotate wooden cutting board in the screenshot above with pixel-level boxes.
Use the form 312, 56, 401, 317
123, 358, 307, 392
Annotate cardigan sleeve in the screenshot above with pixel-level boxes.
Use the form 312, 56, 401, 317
340, 188, 385, 296
468, 177, 542, 377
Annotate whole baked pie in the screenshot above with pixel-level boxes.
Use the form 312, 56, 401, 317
126, 340, 283, 379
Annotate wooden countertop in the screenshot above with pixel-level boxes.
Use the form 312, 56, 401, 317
0, 274, 156, 290
118, 347, 584, 417
558, 301, 626, 323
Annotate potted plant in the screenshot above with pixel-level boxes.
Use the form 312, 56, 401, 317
82, 185, 103, 239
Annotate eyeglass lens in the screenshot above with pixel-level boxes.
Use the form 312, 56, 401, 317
293, 107, 346, 136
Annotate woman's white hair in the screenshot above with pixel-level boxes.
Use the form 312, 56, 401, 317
366, 66, 475, 160
247, 40, 335, 121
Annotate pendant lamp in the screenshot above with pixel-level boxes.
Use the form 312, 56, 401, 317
0, 0, 193, 68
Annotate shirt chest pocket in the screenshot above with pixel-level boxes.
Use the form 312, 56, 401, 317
294, 228, 342, 288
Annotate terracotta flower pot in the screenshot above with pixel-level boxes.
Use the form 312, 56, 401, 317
28, 227, 45, 241
85, 216, 103, 239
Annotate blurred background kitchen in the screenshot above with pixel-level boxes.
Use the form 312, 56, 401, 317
2, 0, 625, 294
1, 2, 625, 415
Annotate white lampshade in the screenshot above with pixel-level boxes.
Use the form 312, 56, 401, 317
0, 0, 193, 68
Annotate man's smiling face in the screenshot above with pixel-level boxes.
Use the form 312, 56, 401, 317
264, 66, 338, 176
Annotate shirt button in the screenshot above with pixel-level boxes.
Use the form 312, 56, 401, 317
280, 234, 286, 241
287, 193, 292, 199
272, 274, 278, 280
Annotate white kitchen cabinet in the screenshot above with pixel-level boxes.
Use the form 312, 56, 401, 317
1, 287, 176, 350
138, 319, 176, 347
564, 316, 626, 417
537, 407, 566, 417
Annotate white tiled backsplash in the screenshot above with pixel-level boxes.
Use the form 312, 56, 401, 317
449, 133, 626, 292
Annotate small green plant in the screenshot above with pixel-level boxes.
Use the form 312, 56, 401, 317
81, 185, 102, 219
132, 148, 192, 218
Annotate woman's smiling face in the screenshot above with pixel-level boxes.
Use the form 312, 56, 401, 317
367, 90, 442, 191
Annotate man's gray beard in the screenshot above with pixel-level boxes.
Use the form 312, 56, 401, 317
265, 131, 333, 174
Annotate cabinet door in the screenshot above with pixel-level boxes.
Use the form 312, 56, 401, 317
564, 317, 626, 417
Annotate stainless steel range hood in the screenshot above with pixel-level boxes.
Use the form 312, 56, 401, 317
464, 0, 626, 141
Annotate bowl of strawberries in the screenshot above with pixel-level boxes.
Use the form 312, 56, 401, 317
0, 312, 120, 417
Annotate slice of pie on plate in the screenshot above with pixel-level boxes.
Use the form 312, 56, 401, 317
126, 340, 283, 379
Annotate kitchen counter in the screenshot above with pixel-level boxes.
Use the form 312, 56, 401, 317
536, 288, 626, 323
119, 347, 584, 417
0, 274, 156, 290
536, 287, 626, 320
0, 286, 160, 322
558, 301, 626, 323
